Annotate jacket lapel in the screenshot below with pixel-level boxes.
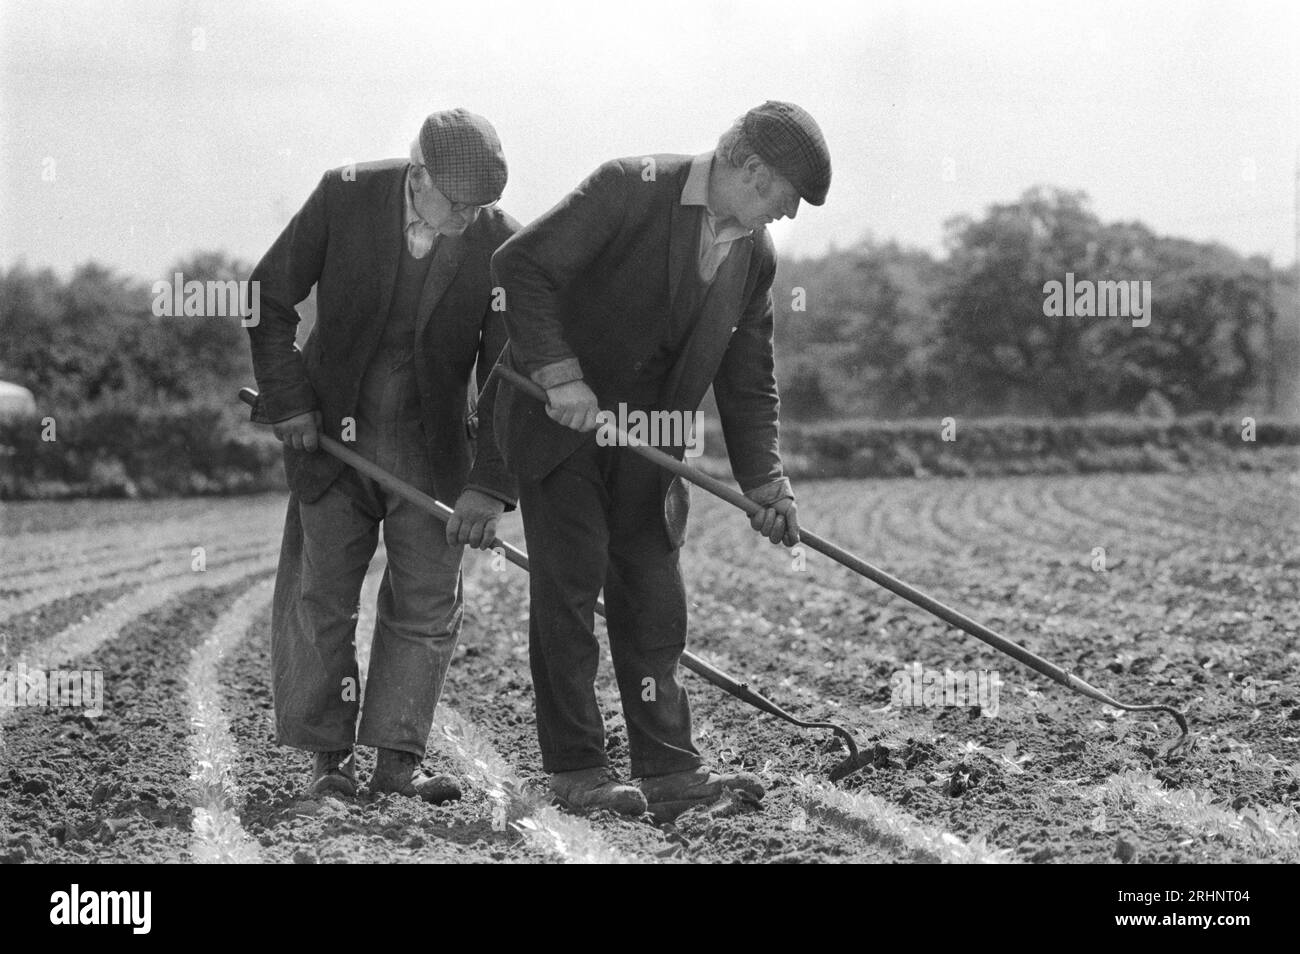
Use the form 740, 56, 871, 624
373, 170, 407, 322
416, 231, 468, 338
667, 169, 698, 311
660, 234, 754, 414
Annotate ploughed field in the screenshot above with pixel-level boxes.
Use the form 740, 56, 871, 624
1, 471, 1296, 863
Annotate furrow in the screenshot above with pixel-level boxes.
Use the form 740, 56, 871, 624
186, 578, 274, 864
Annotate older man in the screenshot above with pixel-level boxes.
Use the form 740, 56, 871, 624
247, 109, 518, 801
491, 101, 830, 818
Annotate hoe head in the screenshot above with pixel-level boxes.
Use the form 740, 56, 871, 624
827, 730, 872, 783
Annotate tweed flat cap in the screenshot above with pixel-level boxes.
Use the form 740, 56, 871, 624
743, 101, 831, 206
418, 108, 508, 205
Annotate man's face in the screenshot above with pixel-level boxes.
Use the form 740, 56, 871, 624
733, 159, 801, 230
409, 153, 486, 235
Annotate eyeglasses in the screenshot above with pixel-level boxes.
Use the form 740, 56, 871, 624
448, 196, 498, 214
412, 163, 498, 213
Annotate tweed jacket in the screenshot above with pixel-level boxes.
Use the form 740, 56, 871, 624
247, 160, 518, 507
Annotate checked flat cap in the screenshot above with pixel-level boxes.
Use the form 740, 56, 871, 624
743, 101, 831, 206
418, 108, 508, 205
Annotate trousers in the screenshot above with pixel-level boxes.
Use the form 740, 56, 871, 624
269, 397, 463, 756
518, 438, 702, 778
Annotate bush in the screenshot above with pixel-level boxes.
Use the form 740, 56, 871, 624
0, 402, 284, 500
4, 407, 1296, 500
698, 414, 1300, 480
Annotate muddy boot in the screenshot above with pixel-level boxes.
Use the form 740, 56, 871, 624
549, 767, 648, 816
369, 748, 463, 804
638, 766, 764, 822
309, 748, 357, 798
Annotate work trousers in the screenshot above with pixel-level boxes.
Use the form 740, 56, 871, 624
518, 439, 702, 778
270, 411, 463, 757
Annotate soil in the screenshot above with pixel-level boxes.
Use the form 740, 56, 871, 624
1, 470, 1296, 863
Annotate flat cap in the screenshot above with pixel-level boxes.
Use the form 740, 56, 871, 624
743, 101, 831, 206
418, 108, 508, 205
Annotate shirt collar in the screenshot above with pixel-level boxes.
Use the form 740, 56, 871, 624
680, 151, 751, 243
680, 152, 713, 208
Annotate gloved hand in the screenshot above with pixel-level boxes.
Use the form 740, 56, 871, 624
748, 495, 800, 546
447, 489, 506, 549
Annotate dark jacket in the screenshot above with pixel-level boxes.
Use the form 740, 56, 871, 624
247, 159, 518, 507
489, 154, 787, 502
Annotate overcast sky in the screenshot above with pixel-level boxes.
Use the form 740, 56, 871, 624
1, 0, 1296, 280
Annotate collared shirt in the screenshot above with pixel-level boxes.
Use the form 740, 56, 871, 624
680, 151, 752, 282
404, 166, 438, 259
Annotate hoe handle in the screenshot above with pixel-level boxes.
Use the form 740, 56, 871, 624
496, 367, 1097, 691
238, 386, 846, 739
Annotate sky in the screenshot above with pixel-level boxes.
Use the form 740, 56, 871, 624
1, 0, 1297, 281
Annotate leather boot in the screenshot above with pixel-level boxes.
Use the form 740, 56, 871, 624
370, 748, 463, 804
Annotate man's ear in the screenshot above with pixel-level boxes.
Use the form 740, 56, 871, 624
748, 157, 776, 195
741, 154, 765, 183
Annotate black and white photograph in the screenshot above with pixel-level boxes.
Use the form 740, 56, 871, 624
0, 0, 1296, 897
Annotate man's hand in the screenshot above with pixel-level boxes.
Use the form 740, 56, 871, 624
749, 496, 800, 546
447, 489, 505, 549
544, 380, 600, 432
273, 410, 322, 452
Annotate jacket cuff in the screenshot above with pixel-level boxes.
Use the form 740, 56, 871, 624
463, 482, 518, 512
531, 358, 584, 390
743, 476, 794, 506
251, 387, 318, 426
253, 381, 318, 426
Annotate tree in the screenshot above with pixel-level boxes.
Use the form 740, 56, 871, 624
1095, 238, 1271, 412
776, 239, 943, 417
936, 187, 1105, 415
150, 250, 258, 407
934, 188, 1270, 415
0, 251, 260, 413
